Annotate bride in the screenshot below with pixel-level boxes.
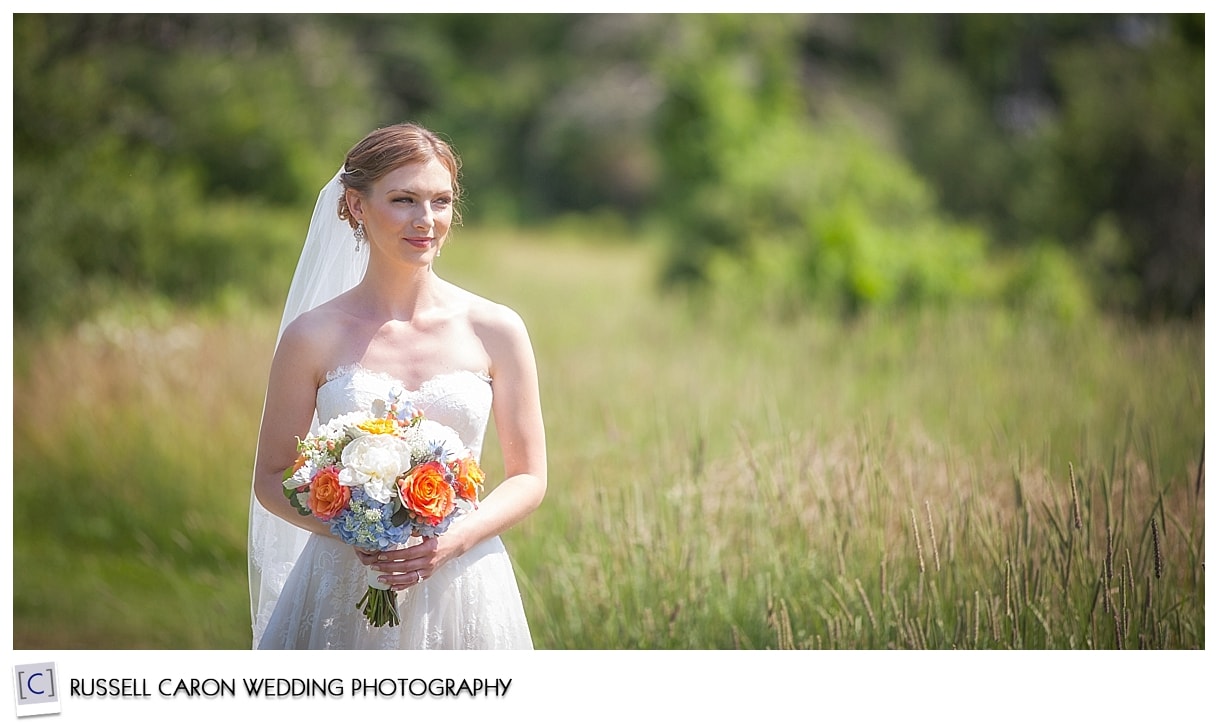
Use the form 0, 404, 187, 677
247, 123, 546, 649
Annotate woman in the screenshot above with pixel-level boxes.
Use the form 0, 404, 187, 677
247, 123, 546, 649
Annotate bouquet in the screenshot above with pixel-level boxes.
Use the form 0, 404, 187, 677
283, 392, 484, 627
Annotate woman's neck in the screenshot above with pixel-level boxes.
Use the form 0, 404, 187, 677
353, 260, 444, 322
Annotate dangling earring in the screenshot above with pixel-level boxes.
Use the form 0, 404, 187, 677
354, 222, 366, 252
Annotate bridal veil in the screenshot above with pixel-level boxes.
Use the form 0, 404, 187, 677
247, 169, 369, 647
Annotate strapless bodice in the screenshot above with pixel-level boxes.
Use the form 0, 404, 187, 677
316, 364, 493, 460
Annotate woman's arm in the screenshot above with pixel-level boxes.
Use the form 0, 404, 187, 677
252, 315, 337, 538
462, 302, 549, 542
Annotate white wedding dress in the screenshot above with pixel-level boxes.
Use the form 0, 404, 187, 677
255, 364, 534, 650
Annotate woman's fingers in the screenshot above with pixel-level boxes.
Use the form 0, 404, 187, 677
378, 538, 437, 564
359, 539, 439, 591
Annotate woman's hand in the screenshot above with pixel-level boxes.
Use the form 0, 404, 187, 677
355, 534, 468, 592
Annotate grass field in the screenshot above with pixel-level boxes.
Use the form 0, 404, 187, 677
12, 227, 1205, 649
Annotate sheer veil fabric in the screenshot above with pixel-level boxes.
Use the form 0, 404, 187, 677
247, 169, 369, 647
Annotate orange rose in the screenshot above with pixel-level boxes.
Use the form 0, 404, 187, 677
307, 466, 350, 521
452, 457, 485, 502
398, 461, 455, 525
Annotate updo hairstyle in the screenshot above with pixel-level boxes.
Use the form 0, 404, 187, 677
337, 122, 463, 229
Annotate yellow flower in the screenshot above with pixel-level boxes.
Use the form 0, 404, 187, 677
357, 418, 399, 436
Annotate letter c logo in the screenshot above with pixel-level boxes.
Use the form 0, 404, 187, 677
25, 672, 45, 695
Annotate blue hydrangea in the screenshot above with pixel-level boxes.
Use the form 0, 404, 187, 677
329, 487, 413, 549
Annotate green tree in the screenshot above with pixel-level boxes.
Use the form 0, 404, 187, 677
1042, 15, 1204, 316
649, 14, 1088, 318
13, 14, 382, 324
823, 14, 1203, 317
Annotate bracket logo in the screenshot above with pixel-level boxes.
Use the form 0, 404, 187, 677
12, 662, 61, 717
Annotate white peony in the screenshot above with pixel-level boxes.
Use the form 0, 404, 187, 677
339, 434, 413, 503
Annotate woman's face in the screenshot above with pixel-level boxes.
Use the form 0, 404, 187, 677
350, 158, 455, 265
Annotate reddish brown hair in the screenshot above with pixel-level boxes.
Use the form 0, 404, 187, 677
338, 122, 462, 227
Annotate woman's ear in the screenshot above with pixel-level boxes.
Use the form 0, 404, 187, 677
345, 188, 365, 223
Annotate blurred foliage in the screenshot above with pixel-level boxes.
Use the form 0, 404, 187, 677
650, 15, 1090, 318
12, 13, 1203, 324
13, 14, 384, 324
838, 14, 1205, 318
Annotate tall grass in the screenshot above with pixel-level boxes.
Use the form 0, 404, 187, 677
11, 228, 1204, 648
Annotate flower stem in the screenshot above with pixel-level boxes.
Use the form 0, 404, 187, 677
356, 586, 400, 627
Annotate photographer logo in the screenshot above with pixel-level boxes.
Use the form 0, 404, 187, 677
12, 662, 61, 717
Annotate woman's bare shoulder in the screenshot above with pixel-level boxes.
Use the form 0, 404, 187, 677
455, 286, 528, 339
280, 299, 344, 344
274, 297, 358, 376
456, 297, 533, 384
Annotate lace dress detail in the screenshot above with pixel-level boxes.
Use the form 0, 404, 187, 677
256, 364, 533, 650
